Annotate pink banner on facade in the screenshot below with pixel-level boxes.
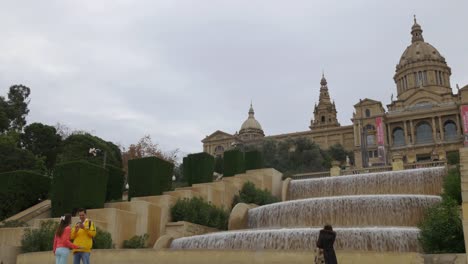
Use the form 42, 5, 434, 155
375, 117, 384, 146
461, 105, 468, 146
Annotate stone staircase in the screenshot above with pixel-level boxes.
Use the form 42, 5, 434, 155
0, 168, 283, 264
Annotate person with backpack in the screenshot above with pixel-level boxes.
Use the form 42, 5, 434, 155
71, 208, 96, 264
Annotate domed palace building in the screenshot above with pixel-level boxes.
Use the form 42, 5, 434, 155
202, 18, 468, 168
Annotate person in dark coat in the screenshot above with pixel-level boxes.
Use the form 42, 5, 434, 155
316, 224, 338, 264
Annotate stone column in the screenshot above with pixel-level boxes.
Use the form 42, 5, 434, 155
410, 120, 415, 144
438, 116, 444, 141
432, 117, 437, 142
353, 124, 358, 146
403, 121, 408, 144
391, 153, 404, 171
459, 148, 468, 264
330, 161, 341, 177
456, 113, 462, 137
387, 123, 393, 146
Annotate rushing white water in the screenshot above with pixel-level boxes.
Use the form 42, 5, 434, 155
288, 167, 445, 200
170, 227, 421, 252
248, 195, 441, 228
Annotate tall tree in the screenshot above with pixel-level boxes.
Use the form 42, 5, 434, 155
0, 97, 10, 133
7, 85, 31, 131
21, 123, 62, 170
121, 135, 178, 175
56, 133, 122, 168
0, 140, 43, 173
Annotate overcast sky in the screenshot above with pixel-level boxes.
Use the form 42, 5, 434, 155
0, 0, 467, 156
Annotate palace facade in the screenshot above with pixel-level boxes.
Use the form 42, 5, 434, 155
202, 18, 468, 168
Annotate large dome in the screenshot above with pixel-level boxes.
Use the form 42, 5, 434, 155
239, 104, 264, 139
398, 42, 446, 70
241, 118, 263, 131
240, 104, 263, 131
396, 18, 446, 70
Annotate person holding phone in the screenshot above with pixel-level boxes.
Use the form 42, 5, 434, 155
70, 208, 96, 264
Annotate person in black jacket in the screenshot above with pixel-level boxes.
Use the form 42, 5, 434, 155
316, 224, 338, 264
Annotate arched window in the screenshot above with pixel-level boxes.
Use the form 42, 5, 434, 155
365, 109, 371, 117
365, 124, 375, 145
392, 127, 405, 146
444, 120, 457, 141
321, 116, 325, 122
214, 145, 224, 154
416, 122, 433, 144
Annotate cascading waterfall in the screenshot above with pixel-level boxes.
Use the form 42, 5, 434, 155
247, 195, 441, 228
288, 167, 445, 200
171, 227, 421, 252
170, 167, 445, 252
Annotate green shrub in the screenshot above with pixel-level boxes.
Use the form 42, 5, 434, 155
183, 152, 214, 185
105, 165, 125, 201
223, 149, 245, 177
51, 161, 108, 217
244, 150, 264, 171
418, 198, 465, 253
442, 167, 462, 205
21, 220, 58, 253
128, 156, 174, 200
123, 234, 149, 248
232, 181, 280, 208
0, 170, 50, 221
447, 151, 460, 165
0, 219, 28, 228
171, 197, 229, 230
93, 227, 113, 249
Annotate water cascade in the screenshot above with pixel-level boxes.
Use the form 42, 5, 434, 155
247, 195, 441, 228
289, 167, 445, 200
170, 167, 445, 252
171, 227, 421, 252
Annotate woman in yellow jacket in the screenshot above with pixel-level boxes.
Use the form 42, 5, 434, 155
70, 208, 96, 264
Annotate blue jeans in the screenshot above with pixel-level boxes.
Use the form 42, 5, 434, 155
55, 247, 70, 264
73, 252, 90, 264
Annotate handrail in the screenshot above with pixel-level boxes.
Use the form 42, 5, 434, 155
403, 160, 447, 170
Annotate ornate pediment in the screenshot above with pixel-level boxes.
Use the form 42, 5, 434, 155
202, 130, 235, 143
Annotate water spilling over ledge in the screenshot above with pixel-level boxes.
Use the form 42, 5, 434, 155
289, 167, 445, 200
248, 195, 441, 228
170, 227, 421, 252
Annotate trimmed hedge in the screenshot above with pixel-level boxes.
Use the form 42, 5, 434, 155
128, 156, 173, 200
183, 152, 214, 185
0, 170, 50, 221
244, 150, 264, 171
105, 165, 125, 201
51, 161, 108, 217
223, 149, 245, 177
214, 156, 223, 174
